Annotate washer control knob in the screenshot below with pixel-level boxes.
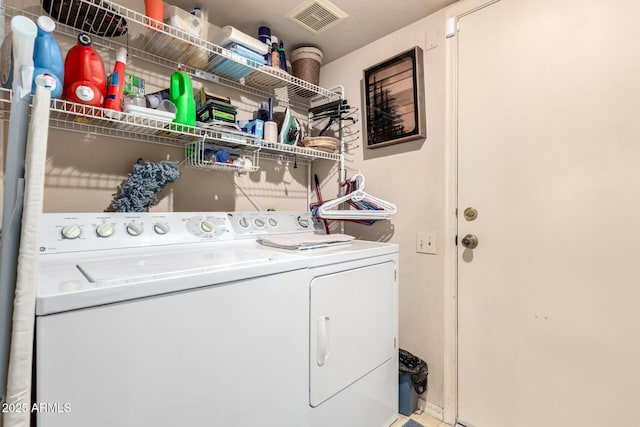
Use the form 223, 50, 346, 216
61, 224, 81, 239
154, 222, 170, 235
95, 223, 114, 238
268, 218, 278, 227
126, 223, 143, 236
297, 216, 310, 228
238, 217, 249, 228
254, 218, 265, 228
200, 220, 215, 233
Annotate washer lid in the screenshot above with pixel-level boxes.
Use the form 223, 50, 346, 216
76, 248, 273, 285
36, 243, 308, 315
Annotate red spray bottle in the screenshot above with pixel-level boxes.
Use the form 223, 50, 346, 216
104, 47, 127, 111
63, 33, 106, 106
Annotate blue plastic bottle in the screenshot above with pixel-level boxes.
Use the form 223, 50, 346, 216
32, 16, 64, 97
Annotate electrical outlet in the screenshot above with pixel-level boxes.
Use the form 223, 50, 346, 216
416, 232, 437, 255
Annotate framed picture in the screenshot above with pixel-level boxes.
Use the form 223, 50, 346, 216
363, 46, 426, 148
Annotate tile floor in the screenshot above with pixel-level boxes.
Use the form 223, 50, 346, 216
390, 411, 452, 427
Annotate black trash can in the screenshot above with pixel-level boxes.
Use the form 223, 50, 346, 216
398, 348, 428, 416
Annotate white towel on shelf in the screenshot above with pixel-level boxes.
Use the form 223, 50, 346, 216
210, 25, 270, 55
258, 232, 355, 250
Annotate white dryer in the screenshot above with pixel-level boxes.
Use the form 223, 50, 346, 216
270, 239, 400, 427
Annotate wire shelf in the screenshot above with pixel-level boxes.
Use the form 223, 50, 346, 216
0, 87, 11, 119
1, 88, 342, 163
261, 141, 341, 162
185, 139, 259, 173
1, 0, 341, 108
49, 98, 201, 146
1, 0, 345, 164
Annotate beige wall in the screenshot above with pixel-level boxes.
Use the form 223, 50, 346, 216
43, 126, 309, 213
318, 11, 447, 409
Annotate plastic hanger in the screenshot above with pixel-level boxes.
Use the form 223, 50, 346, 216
314, 174, 397, 221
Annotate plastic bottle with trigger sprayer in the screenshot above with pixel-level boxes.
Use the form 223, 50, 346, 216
104, 47, 127, 111
31, 16, 64, 97
170, 65, 196, 128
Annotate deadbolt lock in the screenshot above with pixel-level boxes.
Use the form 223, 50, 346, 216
461, 234, 478, 249
464, 207, 478, 221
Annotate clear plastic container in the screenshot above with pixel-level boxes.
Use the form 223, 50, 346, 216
165, 6, 207, 39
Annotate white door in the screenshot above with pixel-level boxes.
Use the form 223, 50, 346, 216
456, 1, 640, 426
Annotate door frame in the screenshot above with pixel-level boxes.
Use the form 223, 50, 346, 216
442, 1, 501, 424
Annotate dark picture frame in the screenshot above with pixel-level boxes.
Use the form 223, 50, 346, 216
362, 46, 426, 149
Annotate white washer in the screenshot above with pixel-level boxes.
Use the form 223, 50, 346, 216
36, 212, 311, 427
35, 212, 399, 427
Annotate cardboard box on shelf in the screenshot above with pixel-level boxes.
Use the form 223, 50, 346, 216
124, 73, 145, 96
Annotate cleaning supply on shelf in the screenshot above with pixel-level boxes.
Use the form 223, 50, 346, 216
104, 47, 127, 111
63, 33, 107, 106
123, 72, 145, 96
278, 39, 287, 72
238, 119, 264, 139
257, 102, 269, 122
270, 36, 280, 69
170, 65, 196, 127
215, 148, 230, 163
31, 16, 64, 98
258, 26, 271, 64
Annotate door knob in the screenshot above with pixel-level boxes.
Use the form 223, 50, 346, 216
461, 234, 478, 249
464, 207, 478, 221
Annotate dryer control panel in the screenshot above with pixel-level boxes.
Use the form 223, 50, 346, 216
227, 211, 314, 237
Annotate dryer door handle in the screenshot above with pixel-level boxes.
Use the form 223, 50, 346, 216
317, 315, 330, 366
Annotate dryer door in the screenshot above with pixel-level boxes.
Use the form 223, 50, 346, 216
309, 261, 396, 407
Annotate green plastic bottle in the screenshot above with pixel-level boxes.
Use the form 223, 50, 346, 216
170, 66, 195, 128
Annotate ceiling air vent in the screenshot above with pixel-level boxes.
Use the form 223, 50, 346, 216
287, 0, 349, 34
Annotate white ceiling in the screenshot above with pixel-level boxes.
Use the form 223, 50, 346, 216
172, 0, 459, 64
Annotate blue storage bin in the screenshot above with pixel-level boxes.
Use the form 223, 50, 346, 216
399, 373, 418, 416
